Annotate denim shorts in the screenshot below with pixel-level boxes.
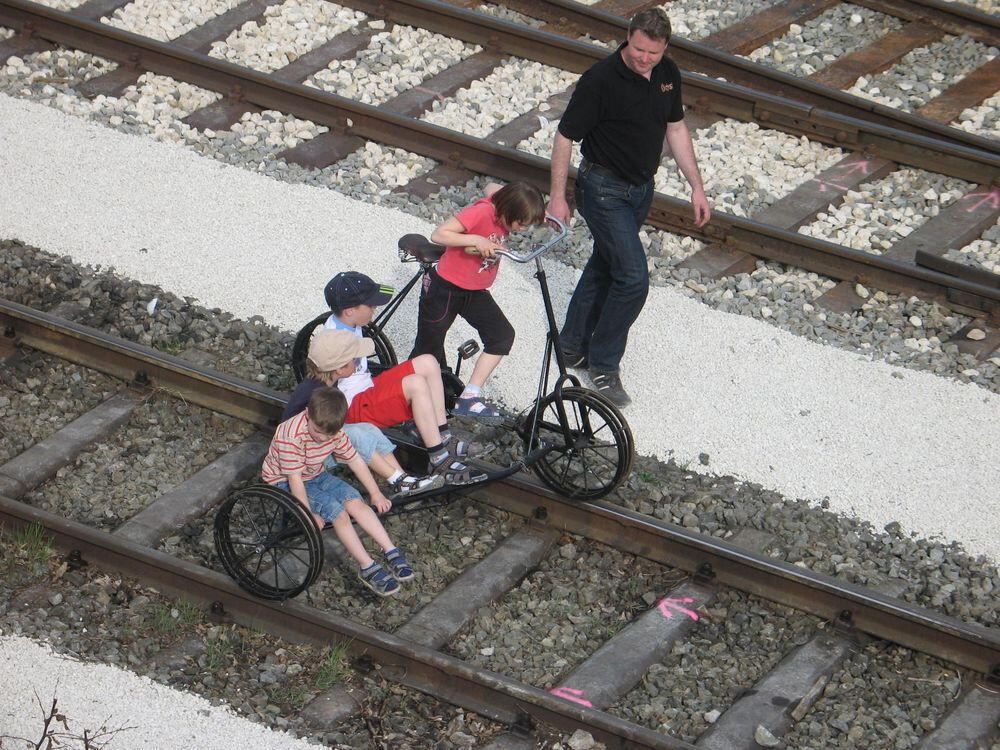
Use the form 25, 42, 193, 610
325, 422, 395, 470
274, 472, 359, 523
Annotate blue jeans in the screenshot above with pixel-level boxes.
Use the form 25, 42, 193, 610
561, 162, 654, 373
274, 472, 358, 523
324, 423, 395, 471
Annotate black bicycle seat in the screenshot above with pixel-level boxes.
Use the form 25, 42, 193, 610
398, 234, 446, 263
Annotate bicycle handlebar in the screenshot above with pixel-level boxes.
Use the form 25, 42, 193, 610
463, 215, 568, 263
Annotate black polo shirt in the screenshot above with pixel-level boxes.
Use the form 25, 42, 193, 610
558, 43, 684, 185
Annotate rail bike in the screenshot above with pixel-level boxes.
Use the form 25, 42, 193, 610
214, 216, 634, 599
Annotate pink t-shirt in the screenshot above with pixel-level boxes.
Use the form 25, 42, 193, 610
435, 197, 507, 291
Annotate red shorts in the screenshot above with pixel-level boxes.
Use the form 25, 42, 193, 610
346, 360, 415, 428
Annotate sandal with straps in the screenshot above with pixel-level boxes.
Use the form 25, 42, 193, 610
429, 452, 488, 486
389, 473, 445, 499
452, 396, 504, 423
448, 435, 496, 460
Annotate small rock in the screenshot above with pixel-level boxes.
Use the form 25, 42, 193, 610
568, 729, 596, 750
48, 593, 63, 606
854, 284, 870, 299
754, 724, 780, 747
704, 709, 721, 723
908, 315, 921, 327
966, 328, 986, 341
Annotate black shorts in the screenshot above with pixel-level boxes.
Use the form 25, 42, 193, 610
409, 269, 515, 366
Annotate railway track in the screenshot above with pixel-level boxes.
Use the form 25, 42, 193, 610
458, 0, 1000, 153
2, 296, 999, 747
1, 0, 999, 344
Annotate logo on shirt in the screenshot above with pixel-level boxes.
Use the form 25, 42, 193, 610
660, 83, 673, 93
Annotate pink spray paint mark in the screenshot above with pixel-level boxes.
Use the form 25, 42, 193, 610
811, 177, 850, 194
549, 686, 593, 708
962, 189, 1000, 212
656, 596, 700, 621
835, 158, 874, 178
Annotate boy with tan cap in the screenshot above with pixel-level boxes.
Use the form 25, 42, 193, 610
316, 311, 487, 486
284, 330, 443, 498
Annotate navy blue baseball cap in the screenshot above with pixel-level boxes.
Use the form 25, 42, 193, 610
324, 272, 394, 310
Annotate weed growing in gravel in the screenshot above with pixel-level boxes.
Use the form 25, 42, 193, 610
203, 634, 234, 673
314, 642, 351, 691
151, 599, 202, 634
13, 522, 53, 566
153, 335, 185, 355
0, 522, 53, 586
265, 684, 311, 711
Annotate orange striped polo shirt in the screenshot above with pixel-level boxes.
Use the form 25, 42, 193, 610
261, 411, 356, 485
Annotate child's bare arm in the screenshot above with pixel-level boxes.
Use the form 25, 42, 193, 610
344, 455, 391, 513
483, 182, 503, 197
431, 215, 504, 259
285, 473, 316, 518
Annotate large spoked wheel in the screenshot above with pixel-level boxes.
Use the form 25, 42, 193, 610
523, 387, 634, 501
214, 484, 324, 601
291, 313, 397, 383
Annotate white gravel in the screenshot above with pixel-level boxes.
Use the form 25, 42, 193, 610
661, 0, 774, 40
745, 6, 903, 77
421, 58, 577, 137
0, 636, 321, 749
207, 0, 364, 73
103, 0, 246, 43
306, 25, 479, 106
520, 118, 846, 220
847, 35, 998, 113
26, 0, 88, 9
954, 91, 1000, 139
799, 168, 972, 254
2, 94, 999, 566
654, 120, 845, 218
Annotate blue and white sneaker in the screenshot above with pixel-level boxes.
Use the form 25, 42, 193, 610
385, 548, 415, 581
358, 562, 399, 597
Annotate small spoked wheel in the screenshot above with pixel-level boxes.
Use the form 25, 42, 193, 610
214, 484, 324, 600
523, 387, 634, 501
291, 313, 397, 383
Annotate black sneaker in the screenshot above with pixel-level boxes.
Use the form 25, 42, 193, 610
562, 349, 588, 369
589, 369, 631, 408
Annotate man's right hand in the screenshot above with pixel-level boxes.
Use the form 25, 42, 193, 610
547, 195, 572, 225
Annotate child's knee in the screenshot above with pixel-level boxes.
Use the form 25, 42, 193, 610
344, 497, 369, 514
485, 328, 515, 355
412, 353, 439, 372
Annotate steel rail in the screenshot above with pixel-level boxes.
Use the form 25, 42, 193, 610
1, 1, 999, 320
0, 496, 693, 750
0, 298, 286, 427
481, 0, 1000, 154
1, 0, 996, 182
4, 299, 999, 676
470, 480, 1000, 676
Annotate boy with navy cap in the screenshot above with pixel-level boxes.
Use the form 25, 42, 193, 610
323, 272, 487, 485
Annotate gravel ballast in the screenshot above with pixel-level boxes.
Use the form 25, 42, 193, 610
2, 94, 999, 564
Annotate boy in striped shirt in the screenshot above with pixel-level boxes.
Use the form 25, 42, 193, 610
262, 384, 412, 597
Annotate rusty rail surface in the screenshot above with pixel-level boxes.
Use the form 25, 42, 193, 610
474, 0, 1000, 155
1, 0, 999, 321
4, 299, 1000, 676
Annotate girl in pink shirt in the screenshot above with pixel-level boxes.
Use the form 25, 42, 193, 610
410, 182, 545, 420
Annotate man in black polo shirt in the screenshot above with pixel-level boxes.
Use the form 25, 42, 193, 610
547, 8, 710, 408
